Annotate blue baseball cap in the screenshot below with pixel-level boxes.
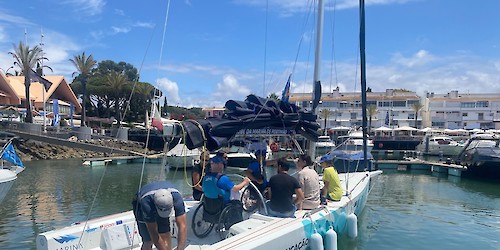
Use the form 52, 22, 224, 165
255, 149, 267, 156
319, 154, 333, 163
211, 155, 225, 164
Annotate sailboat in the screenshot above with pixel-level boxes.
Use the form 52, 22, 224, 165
0, 138, 25, 203
37, 0, 381, 249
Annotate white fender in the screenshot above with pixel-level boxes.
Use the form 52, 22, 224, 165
309, 232, 324, 250
324, 227, 338, 250
346, 213, 358, 238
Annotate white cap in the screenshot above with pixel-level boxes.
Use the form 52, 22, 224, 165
153, 189, 173, 218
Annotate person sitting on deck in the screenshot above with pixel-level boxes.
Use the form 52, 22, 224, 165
202, 155, 251, 205
319, 155, 343, 203
265, 158, 304, 218
296, 154, 321, 210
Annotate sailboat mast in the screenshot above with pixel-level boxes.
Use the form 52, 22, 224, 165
309, 0, 325, 159
359, 0, 369, 170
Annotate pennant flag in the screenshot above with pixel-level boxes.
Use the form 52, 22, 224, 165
281, 74, 291, 103
28, 69, 52, 91
151, 102, 163, 131
385, 111, 390, 125
1, 143, 24, 167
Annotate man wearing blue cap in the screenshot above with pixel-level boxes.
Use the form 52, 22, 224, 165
133, 181, 187, 250
203, 155, 251, 204
245, 149, 268, 192
319, 155, 343, 203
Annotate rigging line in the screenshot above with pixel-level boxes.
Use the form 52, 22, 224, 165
155, 0, 172, 85
77, 7, 160, 248
262, 0, 269, 96
328, 0, 339, 92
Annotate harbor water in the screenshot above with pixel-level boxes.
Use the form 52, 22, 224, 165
0, 159, 499, 249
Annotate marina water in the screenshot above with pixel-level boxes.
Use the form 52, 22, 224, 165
0, 159, 498, 249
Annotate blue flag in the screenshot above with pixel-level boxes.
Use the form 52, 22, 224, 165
53, 99, 60, 126
281, 74, 291, 103
385, 111, 390, 126
1, 143, 24, 167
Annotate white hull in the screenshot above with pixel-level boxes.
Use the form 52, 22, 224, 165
0, 169, 17, 203
37, 171, 382, 250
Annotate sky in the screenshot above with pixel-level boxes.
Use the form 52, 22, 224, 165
1, 0, 500, 108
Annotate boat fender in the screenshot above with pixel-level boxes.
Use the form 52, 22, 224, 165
324, 227, 338, 250
346, 213, 358, 238
309, 232, 324, 250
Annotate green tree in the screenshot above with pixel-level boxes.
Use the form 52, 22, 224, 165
69, 52, 97, 127
319, 108, 332, 135
9, 41, 44, 123
105, 71, 129, 121
412, 101, 423, 128
366, 105, 377, 134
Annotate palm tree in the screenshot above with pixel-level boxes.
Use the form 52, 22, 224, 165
106, 71, 128, 122
9, 41, 44, 123
367, 105, 377, 134
70, 52, 97, 127
412, 101, 423, 128
319, 108, 332, 135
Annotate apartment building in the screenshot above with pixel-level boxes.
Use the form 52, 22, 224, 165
289, 88, 422, 130
424, 91, 500, 130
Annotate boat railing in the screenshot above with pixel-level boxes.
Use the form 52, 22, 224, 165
226, 173, 268, 215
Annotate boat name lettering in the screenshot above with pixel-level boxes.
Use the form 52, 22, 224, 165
236, 128, 291, 135
55, 243, 84, 250
100, 222, 115, 230
285, 237, 308, 250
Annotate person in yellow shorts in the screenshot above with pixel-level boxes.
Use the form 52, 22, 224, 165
319, 155, 343, 203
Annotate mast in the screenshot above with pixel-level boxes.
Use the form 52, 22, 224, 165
40, 28, 46, 133
359, 0, 369, 170
308, 0, 325, 159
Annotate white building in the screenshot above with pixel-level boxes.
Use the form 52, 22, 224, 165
424, 91, 500, 130
289, 88, 422, 130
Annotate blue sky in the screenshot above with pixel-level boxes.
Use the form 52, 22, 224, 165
1, 0, 499, 108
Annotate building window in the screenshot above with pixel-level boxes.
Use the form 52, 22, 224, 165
460, 102, 475, 108
476, 101, 489, 108
462, 113, 468, 117
350, 113, 357, 120
478, 113, 484, 120
393, 101, 406, 107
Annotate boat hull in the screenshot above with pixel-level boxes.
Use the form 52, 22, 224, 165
36, 171, 382, 250
0, 169, 17, 203
372, 138, 421, 150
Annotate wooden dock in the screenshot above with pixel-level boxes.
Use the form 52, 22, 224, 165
83, 154, 165, 167
374, 158, 467, 177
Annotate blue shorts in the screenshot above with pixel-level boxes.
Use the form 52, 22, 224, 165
265, 201, 296, 218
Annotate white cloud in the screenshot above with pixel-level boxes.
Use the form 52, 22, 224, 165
156, 77, 181, 105
0, 26, 6, 43
392, 50, 435, 67
63, 0, 106, 16
111, 26, 131, 34
0, 9, 34, 25
134, 22, 155, 29
114, 9, 125, 16
213, 74, 251, 99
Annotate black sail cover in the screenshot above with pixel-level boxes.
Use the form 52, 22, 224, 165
179, 94, 321, 151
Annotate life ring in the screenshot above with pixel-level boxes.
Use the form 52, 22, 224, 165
270, 142, 279, 152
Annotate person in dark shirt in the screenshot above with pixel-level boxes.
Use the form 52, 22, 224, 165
192, 150, 210, 201
132, 181, 186, 250
265, 159, 304, 218
245, 149, 268, 192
